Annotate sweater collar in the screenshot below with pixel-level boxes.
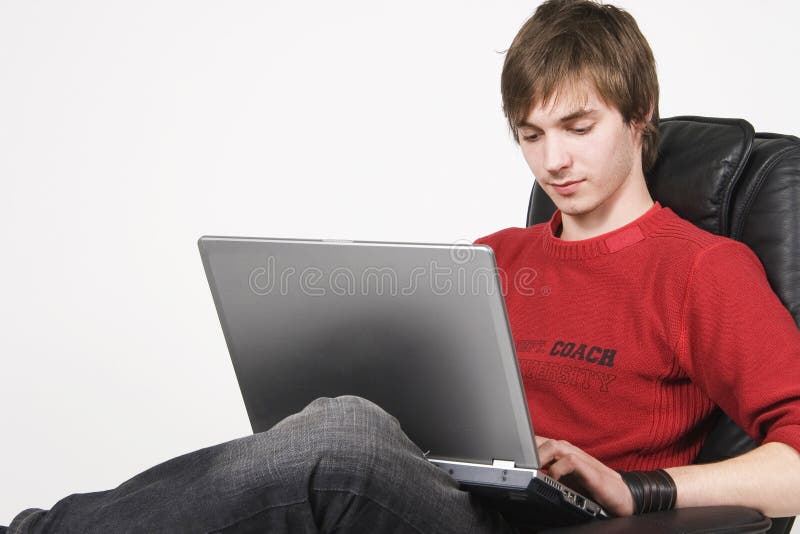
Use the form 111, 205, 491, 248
542, 202, 667, 259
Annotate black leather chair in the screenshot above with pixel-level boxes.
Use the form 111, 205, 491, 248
527, 116, 800, 534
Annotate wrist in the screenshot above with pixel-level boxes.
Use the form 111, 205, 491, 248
618, 469, 677, 515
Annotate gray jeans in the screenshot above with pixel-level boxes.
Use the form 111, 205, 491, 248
7, 396, 524, 533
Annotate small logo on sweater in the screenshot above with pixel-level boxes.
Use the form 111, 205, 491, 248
519, 359, 616, 393
549, 340, 617, 368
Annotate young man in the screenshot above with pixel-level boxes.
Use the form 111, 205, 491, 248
4, 1, 799, 532
476, 0, 800, 519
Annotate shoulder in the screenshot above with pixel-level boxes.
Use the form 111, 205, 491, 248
650, 208, 763, 274
474, 224, 546, 249
474, 224, 548, 267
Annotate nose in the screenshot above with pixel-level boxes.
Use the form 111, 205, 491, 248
542, 134, 571, 176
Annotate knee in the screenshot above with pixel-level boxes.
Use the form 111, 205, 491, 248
253, 395, 417, 477
303, 397, 426, 494
298, 396, 414, 462
241, 395, 428, 500
304, 396, 402, 447
307, 395, 396, 423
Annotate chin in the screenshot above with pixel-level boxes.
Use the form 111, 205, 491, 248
550, 196, 596, 217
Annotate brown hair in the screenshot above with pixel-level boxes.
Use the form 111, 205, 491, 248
501, 0, 660, 172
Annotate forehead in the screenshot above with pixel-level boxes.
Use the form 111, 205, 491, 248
523, 80, 613, 125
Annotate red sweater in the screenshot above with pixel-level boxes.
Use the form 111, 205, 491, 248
475, 202, 800, 471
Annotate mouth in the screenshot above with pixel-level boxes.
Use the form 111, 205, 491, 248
549, 179, 584, 195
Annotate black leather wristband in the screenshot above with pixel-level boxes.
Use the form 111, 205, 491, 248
618, 469, 677, 514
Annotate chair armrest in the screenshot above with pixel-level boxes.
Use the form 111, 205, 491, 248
540, 506, 771, 534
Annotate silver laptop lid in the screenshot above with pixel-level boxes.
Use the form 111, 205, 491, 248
199, 236, 539, 469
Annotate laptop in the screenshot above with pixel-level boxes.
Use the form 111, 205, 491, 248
198, 235, 609, 526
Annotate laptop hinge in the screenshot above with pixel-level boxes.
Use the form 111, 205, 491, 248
492, 459, 516, 469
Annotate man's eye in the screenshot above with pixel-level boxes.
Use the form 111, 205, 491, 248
522, 133, 540, 142
572, 126, 593, 135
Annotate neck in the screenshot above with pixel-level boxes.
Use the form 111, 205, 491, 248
559, 174, 654, 241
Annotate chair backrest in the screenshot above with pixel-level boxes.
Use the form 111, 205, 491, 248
526, 116, 800, 533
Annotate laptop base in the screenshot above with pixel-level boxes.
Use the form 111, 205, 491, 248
430, 459, 609, 527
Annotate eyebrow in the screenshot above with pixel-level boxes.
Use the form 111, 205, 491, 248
516, 108, 598, 129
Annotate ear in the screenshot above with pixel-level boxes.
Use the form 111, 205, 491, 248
630, 102, 655, 129
643, 101, 655, 124
629, 103, 655, 143
633, 104, 654, 130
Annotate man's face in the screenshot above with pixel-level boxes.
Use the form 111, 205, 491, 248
517, 82, 644, 221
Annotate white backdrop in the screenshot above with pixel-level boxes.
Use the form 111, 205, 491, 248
1, 0, 799, 527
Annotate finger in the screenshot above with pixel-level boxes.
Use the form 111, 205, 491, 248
534, 435, 551, 447
536, 439, 576, 468
547, 453, 588, 482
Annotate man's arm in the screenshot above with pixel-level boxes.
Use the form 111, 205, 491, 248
667, 441, 800, 518
536, 437, 800, 518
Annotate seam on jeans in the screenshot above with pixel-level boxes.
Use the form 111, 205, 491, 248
203, 498, 309, 533
312, 488, 427, 534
